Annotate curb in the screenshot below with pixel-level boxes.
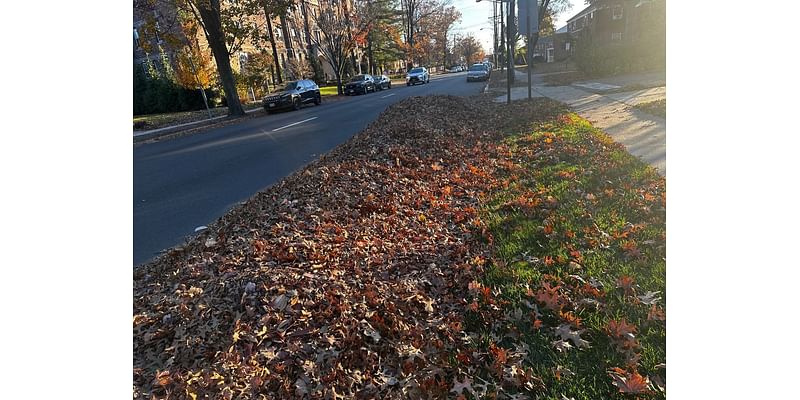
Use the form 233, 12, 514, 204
133, 107, 263, 143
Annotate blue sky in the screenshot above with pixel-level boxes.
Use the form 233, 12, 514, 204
450, 0, 579, 54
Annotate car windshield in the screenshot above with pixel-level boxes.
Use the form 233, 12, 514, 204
410, 68, 424, 73
350, 75, 367, 82
282, 81, 299, 91
469, 65, 485, 71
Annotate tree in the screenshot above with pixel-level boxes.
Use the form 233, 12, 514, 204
153, 0, 264, 116
240, 51, 276, 95
526, 0, 572, 63
354, 0, 404, 75
258, 0, 296, 84
311, 3, 364, 95
286, 57, 313, 79
428, 5, 460, 69
456, 34, 483, 65
400, 0, 452, 68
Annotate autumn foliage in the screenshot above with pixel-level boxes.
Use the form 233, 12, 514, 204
133, 96, 666, 399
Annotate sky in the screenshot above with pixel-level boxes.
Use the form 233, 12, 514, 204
450, 0, 580, 55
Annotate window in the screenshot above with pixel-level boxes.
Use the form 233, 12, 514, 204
565, 42, 570, 51
239, 52, 249, 70
612, 5, 623, 20
611, 32, 623, 41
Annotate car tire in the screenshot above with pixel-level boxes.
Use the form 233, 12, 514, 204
406, 83, 410, 86
388, 83, 391, 89
314, 95, 321, 105
292, 98, 301, 111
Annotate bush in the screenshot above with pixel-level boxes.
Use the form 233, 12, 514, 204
133, 66, 222, 116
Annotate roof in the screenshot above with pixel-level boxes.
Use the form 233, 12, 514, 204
566, 4, 596, 23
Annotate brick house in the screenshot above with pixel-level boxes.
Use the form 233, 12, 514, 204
533, 26, 573, 63
565, 0, 665, 73
567, 0, 662, 48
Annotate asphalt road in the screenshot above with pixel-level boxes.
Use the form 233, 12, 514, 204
134, 71, 486, 266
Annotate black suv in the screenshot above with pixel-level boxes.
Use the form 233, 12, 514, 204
263, 79, 321, 113
344, 74, 377, 95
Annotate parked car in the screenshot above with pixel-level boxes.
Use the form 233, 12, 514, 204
262, 79, 321, 113
466, 63, 490, 82
406, 67, 430, 85
344, 74, 377, 95
375, 75, 392, 90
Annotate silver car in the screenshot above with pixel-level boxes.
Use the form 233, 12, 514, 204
376, 75, 392, 90
406, 67, 429, 86
466, 64, 490, 82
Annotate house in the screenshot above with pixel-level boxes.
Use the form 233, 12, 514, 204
533, 26, 573, 63
564, 0, 664, 73
566, 0, 661, 47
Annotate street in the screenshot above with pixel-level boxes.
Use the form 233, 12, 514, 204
134, 71, 484, 265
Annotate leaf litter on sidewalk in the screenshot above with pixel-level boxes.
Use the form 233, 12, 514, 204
134, 95, 665, 399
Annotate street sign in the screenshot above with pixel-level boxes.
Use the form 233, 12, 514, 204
517, 0, 539, 35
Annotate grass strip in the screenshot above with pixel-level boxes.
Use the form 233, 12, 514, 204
464, 110, 666, 399
634, 99, 666, 119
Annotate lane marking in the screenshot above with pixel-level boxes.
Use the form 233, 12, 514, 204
380, 93, 396, 98
272, 117, 318, 132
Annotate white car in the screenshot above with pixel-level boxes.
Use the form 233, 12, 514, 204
406, 67, 430, 86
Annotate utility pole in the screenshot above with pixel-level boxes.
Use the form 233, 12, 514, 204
507, 0, 514, 104
500, 1, 505, 73
526, 0, 531, 100
493, 2, 498, 67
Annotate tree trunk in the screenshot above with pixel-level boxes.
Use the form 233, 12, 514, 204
264, 8, 283, 84
197, 1, 244, 116
279, 13, 293, 62
300, 0, 323, 81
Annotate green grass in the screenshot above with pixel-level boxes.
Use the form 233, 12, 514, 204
634, 99, 666, 119
467, 112, 666, 399
319, 85, 340, 96
132, 103, 262, 131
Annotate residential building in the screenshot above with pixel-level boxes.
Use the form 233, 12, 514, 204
566, 0, 662, 47
533, 26, 573, 63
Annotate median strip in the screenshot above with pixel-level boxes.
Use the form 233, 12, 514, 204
134, 96, 666, 399
272, 116, 318, 132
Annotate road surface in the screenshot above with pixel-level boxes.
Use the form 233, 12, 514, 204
134, 71, 484, 265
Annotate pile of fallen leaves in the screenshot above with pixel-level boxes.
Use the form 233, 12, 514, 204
134, 96, 548, 399
134, 96, 666, 400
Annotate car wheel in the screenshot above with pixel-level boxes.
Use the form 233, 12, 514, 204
314, 95, 321, 105
292, 98, 301, 111
388, 83, 391, 89
406, 83, 410, 86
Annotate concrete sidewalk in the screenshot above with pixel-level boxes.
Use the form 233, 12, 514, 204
496, 69, 666, 177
